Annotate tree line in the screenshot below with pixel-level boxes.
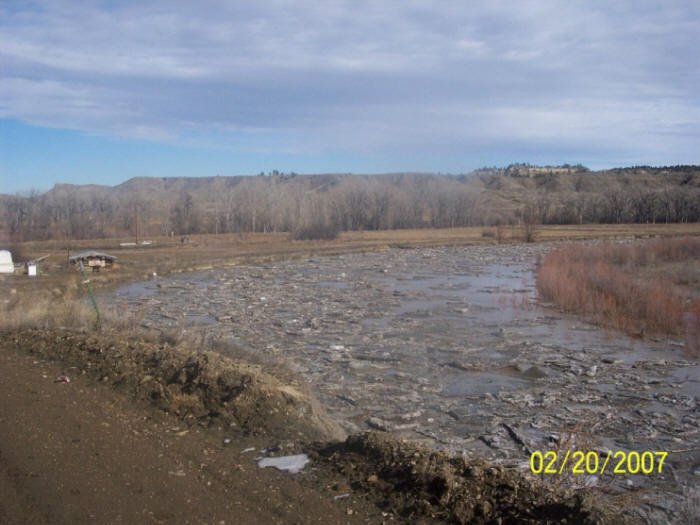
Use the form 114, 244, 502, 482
2, 170, 699, 242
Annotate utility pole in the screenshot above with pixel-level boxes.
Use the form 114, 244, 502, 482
134, 205, 139, 244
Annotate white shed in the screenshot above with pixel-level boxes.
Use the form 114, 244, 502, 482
0, 250, 14, 274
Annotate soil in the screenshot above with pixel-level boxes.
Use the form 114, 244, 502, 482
311, 433, 606, 524
0, 340, 375, 524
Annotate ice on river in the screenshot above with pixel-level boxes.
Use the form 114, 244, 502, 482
106, 243, 698, 520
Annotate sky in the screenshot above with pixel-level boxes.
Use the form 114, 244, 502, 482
1, 0, 698, 194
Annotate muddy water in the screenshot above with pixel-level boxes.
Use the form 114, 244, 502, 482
105, 243, 698, 519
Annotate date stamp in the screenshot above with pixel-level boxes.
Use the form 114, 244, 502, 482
530, 450, 668, 475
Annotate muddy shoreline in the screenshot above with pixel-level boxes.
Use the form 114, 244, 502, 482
104, 241, 699, 522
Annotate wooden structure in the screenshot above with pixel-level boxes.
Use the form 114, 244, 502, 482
68, 250, 117, 272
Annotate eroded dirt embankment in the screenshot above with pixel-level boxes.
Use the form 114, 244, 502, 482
2, 328, 343, 443
0, 337, 375, 524
0, 328, 615, 523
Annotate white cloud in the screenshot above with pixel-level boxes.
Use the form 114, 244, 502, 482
0, 0, 698, 165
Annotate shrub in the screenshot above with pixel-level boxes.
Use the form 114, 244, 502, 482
536, 237, 699, 351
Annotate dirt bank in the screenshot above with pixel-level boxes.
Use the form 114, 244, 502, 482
313, 432, 609, 524
0, 339, 374, 524
2, 328, 344, 443
0, 328, 613, 523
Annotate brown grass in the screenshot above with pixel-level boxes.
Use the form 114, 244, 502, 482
537, 236, 700, 353
0, 284, 302, 385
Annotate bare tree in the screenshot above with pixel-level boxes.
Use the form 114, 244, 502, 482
605, 191, 629, 224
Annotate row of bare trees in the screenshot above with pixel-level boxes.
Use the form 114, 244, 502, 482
2, 172, 699, 242
533, 189, 699, 225
2, 190, 126, 241
164, 175, 487, 237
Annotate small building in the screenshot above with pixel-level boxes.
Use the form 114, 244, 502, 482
0, 250, 14, 274
68, 250, 117, 272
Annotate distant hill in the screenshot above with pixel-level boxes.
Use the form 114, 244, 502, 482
1, 166, 699, 242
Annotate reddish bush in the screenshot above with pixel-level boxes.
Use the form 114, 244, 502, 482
537, 237, 699, 351
685, 300, 700, 356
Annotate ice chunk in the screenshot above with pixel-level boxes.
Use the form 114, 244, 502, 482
257, 454, 310, 474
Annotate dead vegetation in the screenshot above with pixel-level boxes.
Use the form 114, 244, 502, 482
537, 236, 700, 354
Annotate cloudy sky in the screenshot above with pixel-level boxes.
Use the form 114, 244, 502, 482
1, 0, 698, 193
